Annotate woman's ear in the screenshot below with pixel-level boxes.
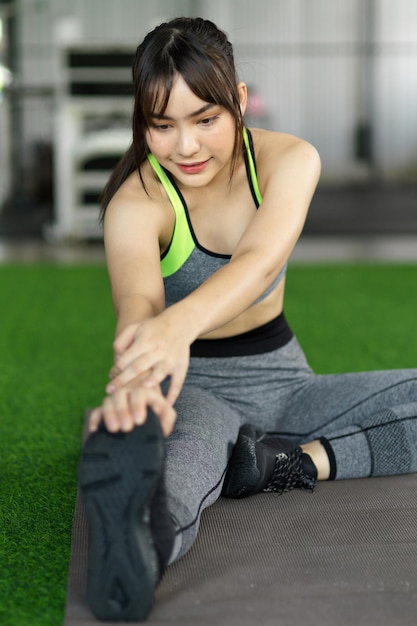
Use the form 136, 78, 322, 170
237, 82, 248, 116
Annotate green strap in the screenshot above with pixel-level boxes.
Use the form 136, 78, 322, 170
147, 153, 195, 278
148, 130, 262, 278
243, 127, 263, 205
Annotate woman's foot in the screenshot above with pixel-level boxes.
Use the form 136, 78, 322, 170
78, 410, 175, 621
222, 423, 317, 498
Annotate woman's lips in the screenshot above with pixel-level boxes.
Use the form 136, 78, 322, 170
176, 159, 210, 174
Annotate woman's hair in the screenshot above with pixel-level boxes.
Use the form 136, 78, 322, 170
100, 16, 244, 219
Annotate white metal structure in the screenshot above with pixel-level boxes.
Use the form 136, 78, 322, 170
49, 46, 133, 240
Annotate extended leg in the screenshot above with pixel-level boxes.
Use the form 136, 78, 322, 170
223, 369, 417, 497
283, 369, 417, 480
164, 385, 242, 559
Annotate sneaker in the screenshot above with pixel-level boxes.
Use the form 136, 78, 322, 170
222, 423, 316, 498
78, 410, 175, 622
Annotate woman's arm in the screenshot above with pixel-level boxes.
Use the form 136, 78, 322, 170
104, 186, 167, 334
111, 133, 321, 396
90, 179, 179, 434
167, 134, 321, 336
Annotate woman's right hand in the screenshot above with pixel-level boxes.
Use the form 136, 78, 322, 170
107, 311, 192, 407
88, 376, 177, 437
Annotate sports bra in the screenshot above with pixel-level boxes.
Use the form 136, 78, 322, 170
147, 128, 287, 308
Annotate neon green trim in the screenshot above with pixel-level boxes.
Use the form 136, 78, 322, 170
148, 153, 195, 278
243, 127, 263, 205
149, 132, 261, 277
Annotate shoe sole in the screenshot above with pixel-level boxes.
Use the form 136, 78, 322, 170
222, 423, 261, 498
78, 413, 164, 621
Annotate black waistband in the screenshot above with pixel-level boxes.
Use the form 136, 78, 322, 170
190, 312, 293, 358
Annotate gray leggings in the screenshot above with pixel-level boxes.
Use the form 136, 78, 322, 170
165, 336, 417, 560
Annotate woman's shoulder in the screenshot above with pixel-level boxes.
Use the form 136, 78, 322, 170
249, 127, 320, 162
106, 162, 167, 219
104, 163, 174, 244
248, 127, 321, 185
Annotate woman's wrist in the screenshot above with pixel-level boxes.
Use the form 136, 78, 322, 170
160, 302, 202, 346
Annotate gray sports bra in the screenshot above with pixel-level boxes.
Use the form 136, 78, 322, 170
147, 128, 287, 308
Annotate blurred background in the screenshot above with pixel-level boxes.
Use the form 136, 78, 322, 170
0, 0, 416, 262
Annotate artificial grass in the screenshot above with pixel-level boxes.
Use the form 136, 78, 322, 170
0, 266, 114, 626
1, 262, 416, 626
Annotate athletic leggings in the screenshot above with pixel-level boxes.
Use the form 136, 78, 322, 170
164, 323, 417, 561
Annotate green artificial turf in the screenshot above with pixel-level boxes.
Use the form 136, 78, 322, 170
0, 265, 114, 626
0, 262, 416, 626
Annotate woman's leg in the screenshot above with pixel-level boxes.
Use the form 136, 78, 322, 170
184, 338, 417, 492
165, 385, 242, 560
218, 337, 417, 496
78, 385, 242, 620
280, 369, 417, 479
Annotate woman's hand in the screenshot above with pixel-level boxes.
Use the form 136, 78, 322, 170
106, 311, 192, 406
89, 376, 177, 437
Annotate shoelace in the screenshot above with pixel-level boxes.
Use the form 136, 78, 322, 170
264, 448, 317, 495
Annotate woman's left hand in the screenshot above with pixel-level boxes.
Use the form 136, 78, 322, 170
89, 377, 177, 436
106, 311, 191, 406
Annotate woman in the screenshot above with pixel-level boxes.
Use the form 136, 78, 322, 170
78, 16, 417, 622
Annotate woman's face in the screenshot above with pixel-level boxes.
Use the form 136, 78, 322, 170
145, 74, 247, 189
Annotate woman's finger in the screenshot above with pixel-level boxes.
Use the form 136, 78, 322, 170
102, 391, 134, 432
146, 391, 177, 436
129, 387, 148, 426
113, 323, 138, 355
109, 364, 121, 379
106, 353, 156, 393
88, 407, 103, 432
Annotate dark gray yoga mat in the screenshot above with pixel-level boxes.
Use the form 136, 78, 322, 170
65, 430, 417, 625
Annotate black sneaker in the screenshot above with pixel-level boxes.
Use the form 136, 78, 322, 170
78, 411, 175, 622
222, 423, 316, 499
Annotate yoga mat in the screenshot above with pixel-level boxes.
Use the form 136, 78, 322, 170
64, 420, 417, 625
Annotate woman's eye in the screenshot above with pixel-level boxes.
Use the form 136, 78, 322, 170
199, 116, 218, 126
151, 123, 171, 131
